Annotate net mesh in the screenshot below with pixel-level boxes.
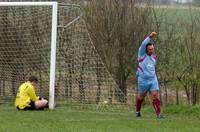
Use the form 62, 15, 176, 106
0, 5, 52, 101
0, 3, 128, 111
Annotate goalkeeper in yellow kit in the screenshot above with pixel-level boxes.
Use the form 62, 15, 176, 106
15, 76, 48, 110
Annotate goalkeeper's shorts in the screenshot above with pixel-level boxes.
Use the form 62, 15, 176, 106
16, 101, 36, 110
137, 76, 159, 94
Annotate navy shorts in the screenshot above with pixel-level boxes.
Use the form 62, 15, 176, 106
17, 101, 36, 110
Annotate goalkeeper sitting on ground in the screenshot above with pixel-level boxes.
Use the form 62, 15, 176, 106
15, 76, 48, 110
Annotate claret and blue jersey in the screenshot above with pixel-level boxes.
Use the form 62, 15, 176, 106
136, 36, 159, 93
136, 36, 157, 79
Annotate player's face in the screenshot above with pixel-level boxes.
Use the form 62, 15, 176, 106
31, 81, 38, 88
147, 45, 154, 55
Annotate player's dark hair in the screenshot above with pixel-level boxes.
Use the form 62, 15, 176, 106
28, 76, 38, 83
146, 43, 153, 53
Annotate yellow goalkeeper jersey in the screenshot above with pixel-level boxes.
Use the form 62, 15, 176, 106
15, 82, 39, 109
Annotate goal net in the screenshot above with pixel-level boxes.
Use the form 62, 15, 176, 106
0, 2, 127, 111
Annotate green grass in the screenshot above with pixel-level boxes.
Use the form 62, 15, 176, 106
1, 104, 200, 132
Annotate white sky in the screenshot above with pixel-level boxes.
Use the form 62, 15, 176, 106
174, 0, 192, 3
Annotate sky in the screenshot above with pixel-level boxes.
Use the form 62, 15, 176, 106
173, 0, 192, 3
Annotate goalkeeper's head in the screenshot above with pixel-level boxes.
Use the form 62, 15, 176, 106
28, 76, 38, 87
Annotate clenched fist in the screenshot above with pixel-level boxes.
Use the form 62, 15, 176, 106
150, 32, 157, 38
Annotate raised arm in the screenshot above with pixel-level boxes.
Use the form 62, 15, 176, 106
138, 32, 157, 57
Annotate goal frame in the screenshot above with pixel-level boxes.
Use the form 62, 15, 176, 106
0, 2, 58, 110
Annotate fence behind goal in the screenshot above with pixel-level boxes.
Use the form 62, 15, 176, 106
0, 2, 127, 111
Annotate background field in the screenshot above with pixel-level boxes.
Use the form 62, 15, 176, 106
1, 104, 200, 132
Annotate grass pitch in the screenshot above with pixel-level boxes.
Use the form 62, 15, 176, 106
0, 104, 200, 132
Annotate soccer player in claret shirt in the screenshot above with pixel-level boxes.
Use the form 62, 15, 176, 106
135, 32, 164, 118
15, 76, 48, 110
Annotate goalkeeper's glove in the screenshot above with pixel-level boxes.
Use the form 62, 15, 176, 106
39, 97, 42, 100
